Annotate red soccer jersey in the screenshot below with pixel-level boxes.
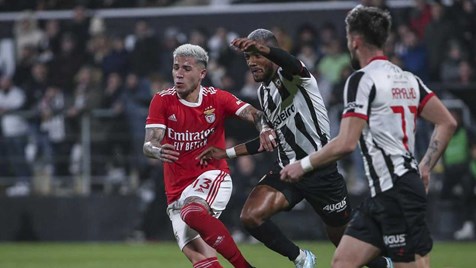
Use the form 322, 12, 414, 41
146, 86, 250, 204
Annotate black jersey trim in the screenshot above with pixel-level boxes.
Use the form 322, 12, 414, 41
416, 76, 429, 104
373, 138, 395, 180
345, 71, 365, 113
297, 84, 328, 146
294, 113, 318, 151
280, 125, 307, 160
360, 135, 382, 194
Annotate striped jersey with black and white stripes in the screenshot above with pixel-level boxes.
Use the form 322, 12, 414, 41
342, 56, 435, 197
257, 64, 331, 169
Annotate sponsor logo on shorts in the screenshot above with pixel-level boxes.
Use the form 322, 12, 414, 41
322, 197, 347, 213
383, 234, 406, 248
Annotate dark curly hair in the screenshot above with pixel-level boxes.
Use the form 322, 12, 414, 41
345, 5, 391, 49
247, 28, 279, 47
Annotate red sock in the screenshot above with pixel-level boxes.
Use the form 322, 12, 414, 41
193, 257, 223, 268
181, 203, 251, 268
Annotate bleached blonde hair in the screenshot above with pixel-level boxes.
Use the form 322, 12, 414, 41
173, 44, 209, 67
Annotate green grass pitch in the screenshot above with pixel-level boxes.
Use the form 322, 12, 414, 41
0, 241, 475, 268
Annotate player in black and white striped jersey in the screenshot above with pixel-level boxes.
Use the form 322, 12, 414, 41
198, 28, 391, 268
280, 5, 457, 268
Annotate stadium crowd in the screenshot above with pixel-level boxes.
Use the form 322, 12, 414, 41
0, 0, 475, 240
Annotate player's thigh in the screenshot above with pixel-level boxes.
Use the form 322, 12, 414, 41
367, 173, 430, 263
167, 170, 233, 250
299, 171, 351, 227
242, 169, 300, 219
415, 254, 430, 268
399, 173, 433, 260
167, 202, 200, 250
181, 169, 233, 216
332, 234, 381, 268
241, 185, 289, 219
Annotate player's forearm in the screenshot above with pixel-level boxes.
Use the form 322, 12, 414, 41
303, 138, 353, 171
239, 106, 271, 133
265, 47, 302, 75
143, 128, 166, 159
254, 110, 271, 132
143, 141, 162, 159
226, 138, 261, 158
420, 124, 456, 172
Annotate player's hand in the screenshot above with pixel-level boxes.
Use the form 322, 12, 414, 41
230, 38, 269, 55
154, 143, 179, 163
259, 127, 277, 152
280, 161, 305, 183
418, 163, 431, 193
196, 146, 226, 166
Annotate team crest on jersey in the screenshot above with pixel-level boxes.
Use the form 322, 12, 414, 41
203, 106, 216, 123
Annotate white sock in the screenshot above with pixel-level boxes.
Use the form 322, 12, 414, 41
293, 249, 306, 263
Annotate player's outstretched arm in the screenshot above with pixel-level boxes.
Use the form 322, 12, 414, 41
230, 38, 306, 77
143, 127, 179, 163
418, 96, 457, 191
280, 116, 365, 182
196, 137, 263, 165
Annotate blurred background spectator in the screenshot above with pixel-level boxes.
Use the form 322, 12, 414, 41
440, 108, 476, 240
0, 0, 475, 242
0, 75, 32, 196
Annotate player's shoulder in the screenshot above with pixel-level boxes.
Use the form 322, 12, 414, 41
403, 70, 420, 82
350, 60, 392, 82
346, 69, 366, 83
202, 86, 236, 99
157, 87, 176, 97
202, 86, 220, 95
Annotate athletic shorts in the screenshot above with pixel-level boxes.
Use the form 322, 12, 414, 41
344, 171, 433, 262
258, 163, 351, 227
166, 170, 232, 249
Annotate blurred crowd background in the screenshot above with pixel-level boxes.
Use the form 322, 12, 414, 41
0, 0, 475, 242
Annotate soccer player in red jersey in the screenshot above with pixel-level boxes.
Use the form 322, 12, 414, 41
143, 43, 275, 268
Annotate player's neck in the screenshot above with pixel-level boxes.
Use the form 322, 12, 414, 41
359, 49, 385, 68
178, 86, 201, 103
264, 68, 278, 85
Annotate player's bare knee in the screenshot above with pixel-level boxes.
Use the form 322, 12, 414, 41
183, 197, 211, 211
331, 254, 353, 268
331, 256, 340, 268
240, 207, 264, 228
181, 197, 212, 222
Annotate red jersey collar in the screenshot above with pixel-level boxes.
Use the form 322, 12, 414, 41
368, 56, 388, 64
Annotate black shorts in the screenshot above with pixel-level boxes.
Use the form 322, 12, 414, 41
258, 163, 351, 227
344, 171, 433, 262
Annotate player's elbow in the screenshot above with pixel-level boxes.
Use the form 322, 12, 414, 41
446, 116, 458, 135
340, 143, 357, 155
333, 132, 359, 156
